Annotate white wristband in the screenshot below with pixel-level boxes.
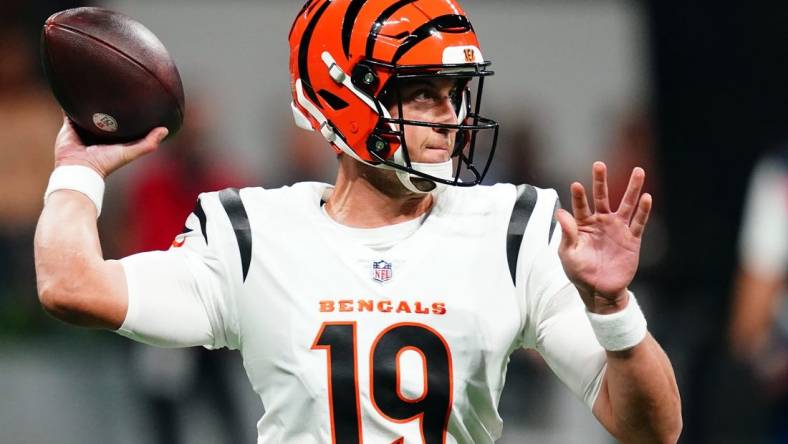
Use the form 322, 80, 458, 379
586, 292, 648, 351
44, 165, 105, 217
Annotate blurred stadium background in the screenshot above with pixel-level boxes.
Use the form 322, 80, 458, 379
1, 0, 787, 443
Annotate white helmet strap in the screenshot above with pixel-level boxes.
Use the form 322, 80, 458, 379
391, 145, 453, 193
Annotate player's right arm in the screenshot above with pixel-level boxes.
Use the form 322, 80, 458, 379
35, 118, 167, 329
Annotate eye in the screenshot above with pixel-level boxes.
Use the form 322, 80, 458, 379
449, 87, 465, 112
448, 88, 460, 103
412, 88, 435, 102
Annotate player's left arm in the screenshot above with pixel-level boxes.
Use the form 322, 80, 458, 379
555, 162, 682, 443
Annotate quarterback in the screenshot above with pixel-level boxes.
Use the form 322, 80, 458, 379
35, 0, 681, 443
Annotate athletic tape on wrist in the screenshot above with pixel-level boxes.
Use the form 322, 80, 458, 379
586, 292, 648, 351
44, 165, 105, 217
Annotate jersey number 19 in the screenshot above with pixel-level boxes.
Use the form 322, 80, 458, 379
312, 322, 453, 444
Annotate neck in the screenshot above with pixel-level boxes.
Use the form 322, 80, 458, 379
325, 156, 433, 228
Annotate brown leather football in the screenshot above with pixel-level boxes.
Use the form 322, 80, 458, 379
41, 7, 185, 144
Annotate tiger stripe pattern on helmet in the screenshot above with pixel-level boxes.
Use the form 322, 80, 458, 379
289, 0, 498, 189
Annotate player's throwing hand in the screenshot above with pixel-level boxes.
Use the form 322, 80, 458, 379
555, 161, 653, 314
53, 117, 168, 178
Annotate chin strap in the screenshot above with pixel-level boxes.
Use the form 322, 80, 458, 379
392, 146, 454, 193
399, 161, 453, 193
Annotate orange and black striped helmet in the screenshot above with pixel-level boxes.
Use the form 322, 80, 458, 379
289, 0, 499, 190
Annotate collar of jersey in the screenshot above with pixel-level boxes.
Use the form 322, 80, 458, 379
319, 195, 428, 252
310, 183, 456, 256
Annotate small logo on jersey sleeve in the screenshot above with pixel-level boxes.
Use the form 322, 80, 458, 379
171, 233, 187, 248
372, 260, 392, 283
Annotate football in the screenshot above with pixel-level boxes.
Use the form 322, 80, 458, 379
40, 7, 185, 144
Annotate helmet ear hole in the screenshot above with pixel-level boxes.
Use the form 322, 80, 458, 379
351, 63, 380, 96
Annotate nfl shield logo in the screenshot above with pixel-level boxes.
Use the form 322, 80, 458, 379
372, 260, 393, 283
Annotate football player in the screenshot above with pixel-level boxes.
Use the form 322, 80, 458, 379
35, 0, 681, 443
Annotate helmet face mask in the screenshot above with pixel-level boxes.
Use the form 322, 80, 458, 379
289, 0, 500, 191
366, 60, 499, 188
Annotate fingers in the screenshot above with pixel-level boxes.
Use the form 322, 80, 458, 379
592, 161, 611, 213
121, 127, 168, 163
556, 208, 579, 249
570, 182, 593, 220
617, 167, 645, 221
55, 116, 84, 148
630, 193, 652, 238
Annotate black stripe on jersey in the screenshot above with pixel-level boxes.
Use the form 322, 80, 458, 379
365, 0, 418, 60
342, 0, 367, 58
184, 198, 209, 244
218, 188, 252, 283
507, 184, 538, 285
548, 197, 560, 242
196, 200, 208, 242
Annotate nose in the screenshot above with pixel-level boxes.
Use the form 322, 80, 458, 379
432, 95, 459, 134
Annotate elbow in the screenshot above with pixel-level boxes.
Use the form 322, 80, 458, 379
35, 250, 84, 321
615, 394, 683, 444
36, 264, 101, 326
663, 381, 684, 444
37, 277, 83, 322
34, 238, 120, 328
646, 394, 683, 444
664, 406, 683, 444
653, 423, 683, 444
620, 417, 683, 444
36, 259, 126, 329
650, 399, 684, 444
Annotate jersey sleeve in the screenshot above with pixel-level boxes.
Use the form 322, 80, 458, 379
116, 191, 242, 350
511, 185, 607, 410
739, 155, 788, 276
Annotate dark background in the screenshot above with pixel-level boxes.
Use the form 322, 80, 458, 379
649, 2, 788, 441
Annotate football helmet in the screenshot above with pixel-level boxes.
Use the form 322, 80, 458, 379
289, 0, 499, 192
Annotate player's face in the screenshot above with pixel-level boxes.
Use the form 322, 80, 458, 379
388, 78, 461, 164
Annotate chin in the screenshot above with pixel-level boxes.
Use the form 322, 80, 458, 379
416, 153, 450, 164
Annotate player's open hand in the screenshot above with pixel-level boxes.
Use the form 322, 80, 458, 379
555, 161, 652, 314
53, 117, 168, 178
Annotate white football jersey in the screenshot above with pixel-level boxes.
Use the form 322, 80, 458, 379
118, 182, 607, 444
